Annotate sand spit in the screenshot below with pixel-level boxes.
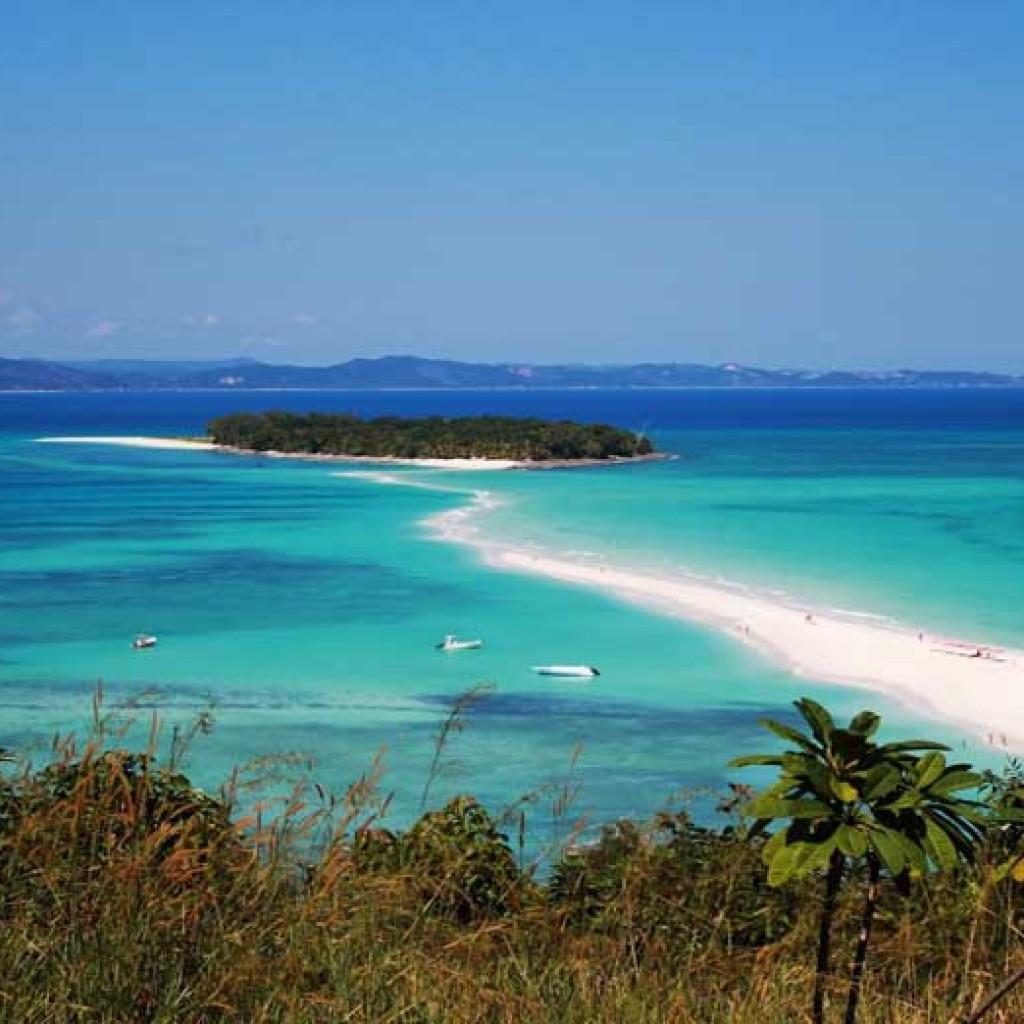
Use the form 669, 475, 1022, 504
420, 486, 1024, 750
487, 550, 1024, 749
36, 436, 667, 471
37, 435, 219, 451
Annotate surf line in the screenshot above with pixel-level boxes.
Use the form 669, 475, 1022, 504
332, 469, 505, 543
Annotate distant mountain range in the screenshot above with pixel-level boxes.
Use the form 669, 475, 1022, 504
1, 355, 1021, 391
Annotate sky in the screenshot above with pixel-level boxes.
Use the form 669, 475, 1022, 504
1, 1, 1022, 370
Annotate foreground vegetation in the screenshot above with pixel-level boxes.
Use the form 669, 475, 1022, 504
5, 697, 1024, 1022
206, 410, 655, 461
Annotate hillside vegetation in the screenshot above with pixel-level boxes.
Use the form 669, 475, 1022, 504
207, 410, 655, 461
2, 696, 1024, 1022
4, 354, 1024, 391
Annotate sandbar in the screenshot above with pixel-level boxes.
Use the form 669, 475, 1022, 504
497, 552, 1024, 748
35, 435, 664, 471
36, 435, 521, 469
424, 498, 1024, 750
37, 435, 219, 451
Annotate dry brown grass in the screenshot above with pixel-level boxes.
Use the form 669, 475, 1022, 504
1, 705, 1024, 1022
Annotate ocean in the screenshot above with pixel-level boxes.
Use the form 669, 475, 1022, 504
2, 388, 1023, 841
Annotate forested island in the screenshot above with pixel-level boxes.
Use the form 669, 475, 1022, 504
206, 411, 656, 462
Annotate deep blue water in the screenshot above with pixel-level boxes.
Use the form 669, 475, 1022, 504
5, 385, 1024, 434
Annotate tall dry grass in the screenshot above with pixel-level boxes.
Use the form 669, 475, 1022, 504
0, 696, 1023, 1022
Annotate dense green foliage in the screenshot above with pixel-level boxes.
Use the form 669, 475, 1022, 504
206, 410, 655, 461
4, 701, 1024, 1022
732, 699, 986, 1024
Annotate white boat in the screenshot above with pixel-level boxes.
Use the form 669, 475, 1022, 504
131, 634, 158, 650
436, 634, 483, 652
532, 664, 600, 678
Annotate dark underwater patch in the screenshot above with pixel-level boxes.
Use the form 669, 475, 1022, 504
0, 548, 472, 639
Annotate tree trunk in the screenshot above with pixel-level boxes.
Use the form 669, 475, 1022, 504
963, 960, 1024, 1023
814, 850, 846, 1024
844, 855, 881, 1024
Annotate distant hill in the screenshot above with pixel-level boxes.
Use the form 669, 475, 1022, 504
0, 357, 127, 391
66, 357, 260, 380
1, 355, 1021, 391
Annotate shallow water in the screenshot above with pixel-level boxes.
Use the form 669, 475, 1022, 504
2, 389, 1022, 839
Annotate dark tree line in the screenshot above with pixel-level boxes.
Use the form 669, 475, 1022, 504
207, 411, 655, 461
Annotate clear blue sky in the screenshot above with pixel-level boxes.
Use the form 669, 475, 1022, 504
1, 1, 1022, 369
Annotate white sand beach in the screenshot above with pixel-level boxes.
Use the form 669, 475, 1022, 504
424, 496, 1024, 749
37, 435, 219, 451
330, 456, 522, 471
36, 435, 522, 469
491, 550, 1024, 749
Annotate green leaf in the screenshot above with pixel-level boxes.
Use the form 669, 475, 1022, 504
885, 792, 923, 812
746, 797, 833, 821
781, 752, 813, 775
767, 841, 813, 886
915, 752, 948, 788
799, 835, 842, 875
759, 718, 822, 754
923, 818, 958, 871
761, 828, 790, 867
927, 808, 984, 852
767, 834, 841, 885
836, 824, 868, 859
862, 764, 902, 801
849, 711, 881, 738
830, 779, 859, 803
729, 754, 785, 769
891, 830, 928, 874
929, 770, 984, 796
796, 699, 836, 747
802, 761, 841, 802
870, 829, 907, 875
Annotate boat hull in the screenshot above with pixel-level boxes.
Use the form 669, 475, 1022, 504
437, 639, 483, 651
532, 665, 599, 678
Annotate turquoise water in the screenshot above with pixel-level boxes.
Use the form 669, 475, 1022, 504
2, 390, 1023, 841
482, 428, 1024, 646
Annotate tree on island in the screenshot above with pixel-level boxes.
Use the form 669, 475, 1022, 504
206, 411, 654, 461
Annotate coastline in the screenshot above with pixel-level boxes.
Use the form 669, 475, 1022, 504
36, 433, 1024, 749
424, 487, 1024, 751
36, 435, 221, 452
34, 435, 669, 471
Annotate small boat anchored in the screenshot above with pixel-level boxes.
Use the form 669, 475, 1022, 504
131, 634, 158, 650
532, 665, 600, 678
436, 634, 483, 652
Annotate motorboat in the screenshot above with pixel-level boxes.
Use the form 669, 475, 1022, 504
532, 665, 600, 678
132, 634, 158, 650
436, 634, 483, 652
